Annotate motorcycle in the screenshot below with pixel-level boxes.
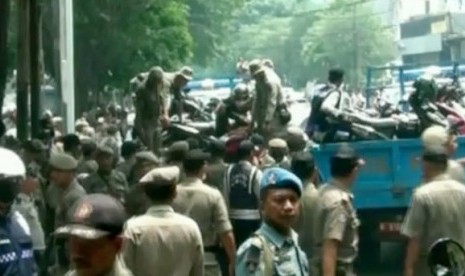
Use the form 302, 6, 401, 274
428, 238, 465, 276
161, 122, 217, 149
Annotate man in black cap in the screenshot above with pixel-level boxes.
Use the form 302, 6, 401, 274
401, 146, 465, 276
55, 194, 132, 276
172, 149, 236, 276
313, 143, 364, 276
45, 152, 86, 274
205, 140, 228, 191
82, 145, 128, 203
123, 166, 203, 276
223, 140, 262, 247
62, 134, 82, 160
306, 68, 352, 143
115, 141, 139, 181
76, 139, 98, 180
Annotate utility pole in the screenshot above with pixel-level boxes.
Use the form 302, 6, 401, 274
52, 0, 75, 134
0, 0, 10, 128
352, 1, 359, 86
30, 0, 42, 138
17, 0, 30, 141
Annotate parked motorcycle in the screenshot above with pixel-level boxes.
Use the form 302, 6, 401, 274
161, 122, 217, 149
428, 238, 465, 276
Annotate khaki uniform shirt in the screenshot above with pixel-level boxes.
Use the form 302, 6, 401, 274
205, 159, 228, 191
46, 180, 86, 229
313, 180, 359, 264
116, 158, 136, 180
401, 174, 465, 275
13, 193, 45, 250
172, 177, 232, 266
82, 170, 128, 203
76, 159, 98, 176
123, 205, 204, 276
65, 256, 132, 276
294, 181, 319, 259
448, 160, 465, 183
252, 69, 283, 131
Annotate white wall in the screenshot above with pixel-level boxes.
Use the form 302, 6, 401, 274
399, 0, 465, 22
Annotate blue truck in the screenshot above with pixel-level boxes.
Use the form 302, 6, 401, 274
311, 63, 465, 264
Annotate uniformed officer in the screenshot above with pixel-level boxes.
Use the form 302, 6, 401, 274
267, 138, 291, 170
224, 140, 262, 247
312, 144, 364, 276
421, 125, 465, 183
166, 141, 189, 180
123, 166, 204, 276
162, 66, 194, 125
249, 60, 285, 140
124, 151, 160, 217
250, 133, 275, 169
128, 150, 160, 186
0, 148, 35, 275
133, 66, 164, 154
45, 153, 86, 274
13, 174, 45, 268
115, 141, 139, 181
284, 127, 311, 156
401, 146, 465, 276
55, 194, 132, 276
235, 167, 308, 275
61, 134, 82, 160
205, 140, 228, 191
76, 138, 98, 181
172, 149, 236, 276
82, 145, 128, 203
291, 152, 319, 266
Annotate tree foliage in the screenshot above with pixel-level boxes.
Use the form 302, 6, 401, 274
74, 0, 192, 91
301, 0, 395, 85
200, 0, 395, 87
186, 0, 245, 66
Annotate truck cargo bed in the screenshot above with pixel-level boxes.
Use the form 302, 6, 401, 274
312, 136, 465, 210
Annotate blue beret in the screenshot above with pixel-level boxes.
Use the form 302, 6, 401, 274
260, 167, 303, 197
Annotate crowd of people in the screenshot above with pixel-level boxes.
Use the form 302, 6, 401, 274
2, 57, 465, 276
1, 116, 465, 276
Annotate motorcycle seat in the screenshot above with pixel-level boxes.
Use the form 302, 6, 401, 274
186, 122, 215, 134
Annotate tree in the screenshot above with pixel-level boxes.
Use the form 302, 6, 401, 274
301, 0, 395, 86
71, 0, 193, 109
186, 0, 245, 66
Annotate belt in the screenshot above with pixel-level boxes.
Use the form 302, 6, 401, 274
229, 209, 261, 220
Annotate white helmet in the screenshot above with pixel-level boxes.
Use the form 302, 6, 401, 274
0, 147, 25, 178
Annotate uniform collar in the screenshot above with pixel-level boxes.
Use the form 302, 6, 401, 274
429, 173, 450, 183
330, 179, 354, 199
146, 205, 174, 215
259, 222, 297, 248
180, 177, 203, 186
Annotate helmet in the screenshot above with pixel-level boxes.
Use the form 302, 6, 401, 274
0, 147, 25, 178
233, 83, 249, 99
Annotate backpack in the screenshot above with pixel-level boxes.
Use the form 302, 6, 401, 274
306, 86, 341, 135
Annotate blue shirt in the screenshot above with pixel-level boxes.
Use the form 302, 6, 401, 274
236, 222, 309, 275
0, 211, 35, 276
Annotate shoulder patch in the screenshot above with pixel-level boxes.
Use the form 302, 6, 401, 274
246, 239, 262, 273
